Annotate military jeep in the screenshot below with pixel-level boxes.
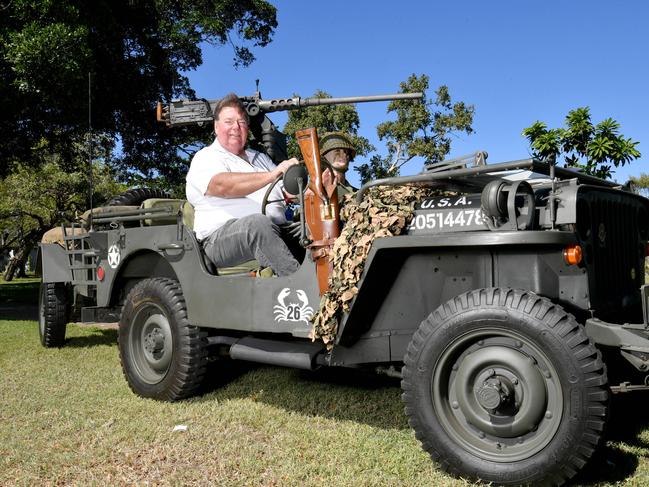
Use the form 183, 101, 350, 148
38, 96, 649, 486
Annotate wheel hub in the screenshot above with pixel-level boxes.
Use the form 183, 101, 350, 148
453, 345, 546, 438
475, 376, 514, 412
432, 331, 566, 463
144, 328, 165, 355
128, 309, 173, 384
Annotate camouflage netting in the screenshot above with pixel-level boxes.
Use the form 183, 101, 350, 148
311, 185, 442, 347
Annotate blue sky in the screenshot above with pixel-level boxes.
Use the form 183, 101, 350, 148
185, 0, 648, 187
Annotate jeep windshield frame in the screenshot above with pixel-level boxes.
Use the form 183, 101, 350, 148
356, 158, 621, 203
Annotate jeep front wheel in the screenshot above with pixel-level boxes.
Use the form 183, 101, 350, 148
118, 277, 207, 401
402, 288, 608, 486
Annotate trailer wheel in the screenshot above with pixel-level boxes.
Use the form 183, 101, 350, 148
402, 288, 608, 486
38, 282, 69, 347
119, 277, 207, 401
108, 188, 170, 207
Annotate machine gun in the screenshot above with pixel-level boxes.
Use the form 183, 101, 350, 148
156, 88, 423, 162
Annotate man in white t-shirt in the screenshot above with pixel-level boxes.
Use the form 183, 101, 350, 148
186, 93, 300, 276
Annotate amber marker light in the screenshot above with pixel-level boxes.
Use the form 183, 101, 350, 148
563, 245, 583, 265
97, 265, 105, 281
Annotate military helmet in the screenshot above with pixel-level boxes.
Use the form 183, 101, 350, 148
319, 132, 356, 160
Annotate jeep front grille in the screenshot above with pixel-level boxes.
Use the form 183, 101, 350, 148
578, 188, 647, 322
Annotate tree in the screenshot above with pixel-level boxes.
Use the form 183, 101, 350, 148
0, 0, 278, 182
522, 107, 641, 180
628, 174, 649, 198
282, 90, 374, 160
0, 136, 124, 280
356, 74, 474, 184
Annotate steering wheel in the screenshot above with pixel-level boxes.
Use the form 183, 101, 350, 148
261, 159, 337, 215
261, 173, 284, 216
261, 162, 310, 215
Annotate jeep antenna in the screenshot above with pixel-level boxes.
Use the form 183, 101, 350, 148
87, 72, 94, 230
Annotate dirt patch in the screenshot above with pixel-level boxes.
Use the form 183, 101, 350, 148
74, 321, 119, 329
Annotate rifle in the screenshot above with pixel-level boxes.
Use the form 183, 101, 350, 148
296, 128, 339, 294
157, 90, 423, 163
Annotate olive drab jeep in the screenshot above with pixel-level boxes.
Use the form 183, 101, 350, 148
37, 92, 649, 486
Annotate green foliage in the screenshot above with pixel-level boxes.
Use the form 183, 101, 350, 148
0, 0, 278, 181
522, 107, 641, 180
354, 154, 396, 183
628, 173, 649, 198
356, 74, 474, 184
282, 90, 374, 160
0, 135, 124, 254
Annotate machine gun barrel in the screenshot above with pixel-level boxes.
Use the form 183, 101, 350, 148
157, 92, 423, 127
258, 92, 424, 112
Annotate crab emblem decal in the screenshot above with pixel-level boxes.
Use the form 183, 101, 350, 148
273, 288, 314, 324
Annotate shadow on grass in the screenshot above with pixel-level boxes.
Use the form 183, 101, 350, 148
571, 444, 639, 486
196, 362, 649, 484
65, 328, 118, 348
0, 279, 39, 305
0, 279, 39, 320
543, 393, 649, 485
0, 303, 38, 321
197, 360, 408, 430
606, 393, 649, 447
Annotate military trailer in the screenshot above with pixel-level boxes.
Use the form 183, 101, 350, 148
38, 92, 649, 486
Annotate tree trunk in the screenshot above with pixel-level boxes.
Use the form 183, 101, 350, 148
15, 249, 29, 278
3, 239, 37, 281
3, 254, 20, 281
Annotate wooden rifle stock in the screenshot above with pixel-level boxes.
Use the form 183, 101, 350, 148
295, 128, 340, 294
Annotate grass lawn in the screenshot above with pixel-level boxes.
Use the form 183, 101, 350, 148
2, 278, 649, 486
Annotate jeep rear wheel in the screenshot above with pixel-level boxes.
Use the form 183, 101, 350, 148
38, 282, 69, 347
118, 277, 207, 401
402, 288, 608, 486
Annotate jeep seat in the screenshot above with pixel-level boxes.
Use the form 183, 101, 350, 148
79, 205, 140, 228
165, 199, 262, 276
140, 198, 185, 226
41, 205, 139, 246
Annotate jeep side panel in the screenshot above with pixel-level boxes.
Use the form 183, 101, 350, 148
98, 224, 321, 338
331, 231, 583, 365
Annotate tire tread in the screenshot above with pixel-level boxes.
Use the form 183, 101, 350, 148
118, 277, 207, 401
40, 282, 68, 347
401, 287, 608, 486
108, 188, 170, 207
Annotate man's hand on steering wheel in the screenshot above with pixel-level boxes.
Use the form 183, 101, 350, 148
273, 157, 300, 179
262, 158, 302, 215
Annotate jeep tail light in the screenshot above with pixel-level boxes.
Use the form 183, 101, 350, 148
563, 245, 583, 266
97, 265, 105, 281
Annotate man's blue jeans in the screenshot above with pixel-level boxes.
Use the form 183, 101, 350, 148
202, 214, 299, 277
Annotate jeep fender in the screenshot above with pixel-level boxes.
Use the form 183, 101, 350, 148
331, 230, 583, 365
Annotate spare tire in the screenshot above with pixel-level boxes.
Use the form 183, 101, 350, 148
108, 188, 170, 207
